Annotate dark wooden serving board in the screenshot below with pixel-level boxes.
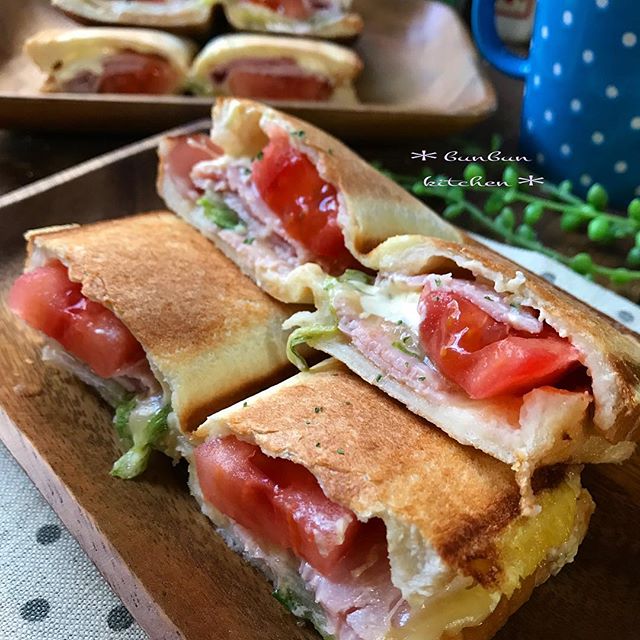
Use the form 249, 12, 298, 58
0, 128, 639, 640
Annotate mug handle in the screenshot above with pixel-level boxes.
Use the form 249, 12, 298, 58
471, 0, 531, 79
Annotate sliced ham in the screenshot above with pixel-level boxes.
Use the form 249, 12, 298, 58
301, 519, 408, 640
165, 134, 222, 200
336, 310, 453, 396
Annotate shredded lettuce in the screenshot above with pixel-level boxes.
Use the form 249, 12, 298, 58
392, 340, 422, 360
197, 196, 246, 231
111, 401, 171, 480
287, 324, 338, 370
273, 589, 334, 640
337, 269, 374, 285
113, 395, 136, 446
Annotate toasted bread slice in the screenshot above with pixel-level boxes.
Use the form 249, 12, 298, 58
189, 359, 593, 639
189, 33, 362, 103
51, 0, 215, 34
24, 212, 294, 432
157, 98, 463, 303
25, 27, 197, 94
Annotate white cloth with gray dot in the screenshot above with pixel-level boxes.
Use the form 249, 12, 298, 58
0, 442, 147, 639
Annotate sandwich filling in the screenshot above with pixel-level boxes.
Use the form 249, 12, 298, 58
95, 1, 193, 7
206, 57, 335, 101
50, 49, 179, 94
240, 0, 347, 23
164, 130, 359, 275
191, 433, 588, 640
285, 271, 596, 477
9, 260, 174, 477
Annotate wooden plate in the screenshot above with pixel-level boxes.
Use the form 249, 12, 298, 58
0, 0, 496, 138
0, 127, 638, 640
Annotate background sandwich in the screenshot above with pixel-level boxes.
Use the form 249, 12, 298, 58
187, 359, 593, 640
51, 0, 215, 34
25, 28, 196, 95
157, 98, 463, 304
285, 235, 640, 507
8, 213, 293, 478
189, 34, 362, 103
220, 0, 363, 39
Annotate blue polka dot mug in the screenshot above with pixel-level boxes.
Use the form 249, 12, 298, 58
472, 0, 640, 206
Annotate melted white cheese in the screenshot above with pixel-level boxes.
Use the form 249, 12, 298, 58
56, 55, 108, 83
343, 281, 422, 333
391, 585, 499, 640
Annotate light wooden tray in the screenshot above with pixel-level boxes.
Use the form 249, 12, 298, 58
0, 127, 638, 639
0, 0, 496, 138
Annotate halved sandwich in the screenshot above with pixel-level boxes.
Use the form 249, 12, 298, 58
186, 359, 593, 640
189, 34, 362, 103
285, 236, 640, 508
8, 213, 293, 478
51, 0, 215, 33
157, 98, 463, 304
25, 28, 196, 95
220, 0, 363, 39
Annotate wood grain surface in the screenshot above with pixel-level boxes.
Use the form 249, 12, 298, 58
0, 0, 496, 136
0, 134, 639, 640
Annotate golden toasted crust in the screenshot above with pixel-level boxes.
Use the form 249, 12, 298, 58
196, 360, 564, 583
190, 34, 362, 97
367, 235, 640, 446
25, 28, 197, 83
221, 0, 363, 38
51, 0, 213, 29
26, 213, 294, 430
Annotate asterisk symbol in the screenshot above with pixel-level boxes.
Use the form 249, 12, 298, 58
411, 150, 438, 161
518, 175, 545, 186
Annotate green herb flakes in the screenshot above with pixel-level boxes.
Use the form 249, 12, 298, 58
392, 340, 421, 359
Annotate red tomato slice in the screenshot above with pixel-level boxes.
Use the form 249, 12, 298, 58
60, 297, 146, 379
166, 133, 222, 199
98, 51, 178, 94
246, 0, 313, 19
8, 261, 82, 340
226, 62, 333, 101
9, 261, 146, 378
419, 290, 581, 399
195, 436, 361, 574
252, 135, 355, 272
